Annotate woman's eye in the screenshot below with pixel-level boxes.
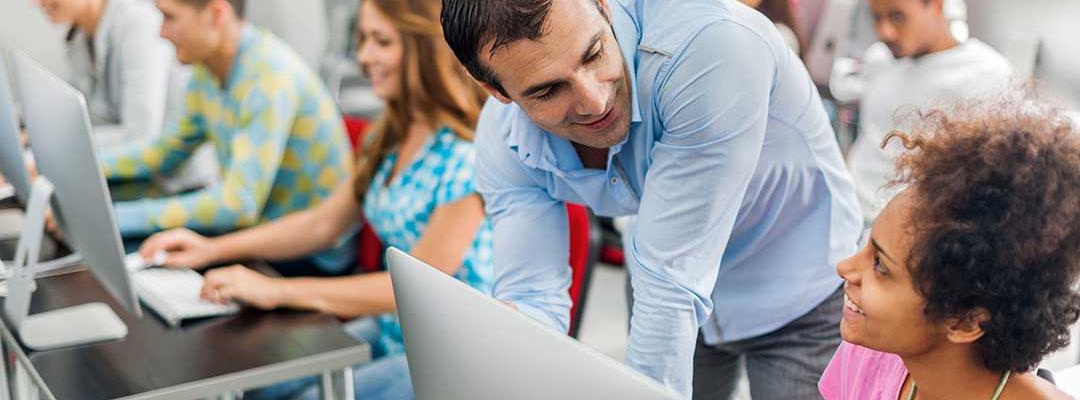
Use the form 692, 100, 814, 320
872, 254, 888, 275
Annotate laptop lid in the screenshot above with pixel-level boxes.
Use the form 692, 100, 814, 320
387, 247, 679, 400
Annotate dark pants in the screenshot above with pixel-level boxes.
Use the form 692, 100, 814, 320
693, 287, 843, 400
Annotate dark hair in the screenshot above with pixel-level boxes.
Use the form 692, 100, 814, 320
887, 96, 1080, 373
177, 0, 246, 19
441, 0, 603, 98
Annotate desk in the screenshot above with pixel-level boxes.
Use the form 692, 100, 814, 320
0, 269, 369, 400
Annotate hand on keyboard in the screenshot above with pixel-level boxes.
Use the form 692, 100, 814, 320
137, 228, 219, 270
131, 267, 239, 325
124, 251, 169, 273
201, 265, 285, 311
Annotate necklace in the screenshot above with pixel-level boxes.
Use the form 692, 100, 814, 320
906, 370, 1011, 400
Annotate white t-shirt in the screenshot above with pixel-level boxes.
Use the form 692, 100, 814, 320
847, 39, 1013, 223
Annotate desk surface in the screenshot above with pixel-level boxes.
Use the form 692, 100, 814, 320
0, 269, 369, 400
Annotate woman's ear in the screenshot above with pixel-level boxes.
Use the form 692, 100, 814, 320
944, 307, 990, 344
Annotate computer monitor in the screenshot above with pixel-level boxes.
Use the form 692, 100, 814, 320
387, 248, 680, 400
0, 52, 78, 270
4, 52, 140, 350
0, 53, 31, 205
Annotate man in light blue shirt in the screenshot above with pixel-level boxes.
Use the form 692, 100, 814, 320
442, 0, 862, 398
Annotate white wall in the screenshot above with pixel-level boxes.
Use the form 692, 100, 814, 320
967, 0, 1080, 109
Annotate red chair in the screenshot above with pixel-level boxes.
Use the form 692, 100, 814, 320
566, 203, 601, 338
343, 116, 384, 273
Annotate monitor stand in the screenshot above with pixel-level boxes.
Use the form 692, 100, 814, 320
1, 177, 126, 350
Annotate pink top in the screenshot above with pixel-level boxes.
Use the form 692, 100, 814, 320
819, 341, 910, 400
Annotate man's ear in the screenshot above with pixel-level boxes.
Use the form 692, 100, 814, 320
929, 0, 947, 16
478, 81, 513, 104
597, 0, 612, 21
944, 308, 990, 344
209, 0, 235, 26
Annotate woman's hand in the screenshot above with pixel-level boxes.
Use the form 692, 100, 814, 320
139, 228, 220, 269
200, 265, 287, 310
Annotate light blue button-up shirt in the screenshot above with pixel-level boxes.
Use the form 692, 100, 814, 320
474, 0, 862, 396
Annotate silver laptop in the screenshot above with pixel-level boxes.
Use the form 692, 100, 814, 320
387, 247, 680, 400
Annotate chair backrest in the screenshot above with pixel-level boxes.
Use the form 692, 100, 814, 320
1037, 368, 1056, 385
342, 115, 383, 273
566, 203, 600, 338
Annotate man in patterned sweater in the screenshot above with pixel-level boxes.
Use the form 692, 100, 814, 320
103, 0, 353, 275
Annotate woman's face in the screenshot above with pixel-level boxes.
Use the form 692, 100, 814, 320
355, 1, 405, 101
34, 0, 86, 24
836, 189, 946, 356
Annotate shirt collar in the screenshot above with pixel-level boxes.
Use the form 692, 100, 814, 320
610, 0, 643, 126
91, 0, 123, 75
220, 24, 259, 90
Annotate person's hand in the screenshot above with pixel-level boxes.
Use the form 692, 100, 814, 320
139, 228, 219, 269
200, 265, 285, 310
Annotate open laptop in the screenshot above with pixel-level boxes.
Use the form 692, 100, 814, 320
387, 247, 680, 400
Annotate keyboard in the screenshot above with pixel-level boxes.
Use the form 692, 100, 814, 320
125, 253, 239, 327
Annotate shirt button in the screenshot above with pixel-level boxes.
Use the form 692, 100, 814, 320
610, 177, 619, 185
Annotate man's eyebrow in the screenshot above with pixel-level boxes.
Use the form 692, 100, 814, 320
579, 31, 603, 64
518, 31, 603, 98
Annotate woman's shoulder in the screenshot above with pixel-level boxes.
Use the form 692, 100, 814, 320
432, 127, 477, 161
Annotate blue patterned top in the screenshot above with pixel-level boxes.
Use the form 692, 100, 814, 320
363, 127, 494, 356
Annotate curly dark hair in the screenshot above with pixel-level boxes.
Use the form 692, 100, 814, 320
886, 96, 1080, 373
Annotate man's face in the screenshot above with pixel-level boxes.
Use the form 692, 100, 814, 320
156, 0, 220, 65
868, 0, 946, 58
481, 0, 632, 150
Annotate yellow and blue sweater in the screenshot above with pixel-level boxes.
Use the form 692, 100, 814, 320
101, 25, 353, 271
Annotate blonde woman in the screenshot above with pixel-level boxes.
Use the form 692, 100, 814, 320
138, 0, 490, 398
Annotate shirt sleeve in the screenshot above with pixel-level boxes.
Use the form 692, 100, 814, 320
100, 79, 208, 182
111, 73, 298, 237
625, 22, 774, 397
474, 100, 574, 333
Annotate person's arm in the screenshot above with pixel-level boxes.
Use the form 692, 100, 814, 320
214, 192, 488, 317
140, 177, 361, 269
474, 100, 574, 332
624, 22, 773, 397
99, 81, 207, 182
111, 75, 297, 237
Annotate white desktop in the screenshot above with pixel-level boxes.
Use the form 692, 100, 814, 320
5, 52, 236, 350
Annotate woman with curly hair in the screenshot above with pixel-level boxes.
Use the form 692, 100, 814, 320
818, 97, 1080, 400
